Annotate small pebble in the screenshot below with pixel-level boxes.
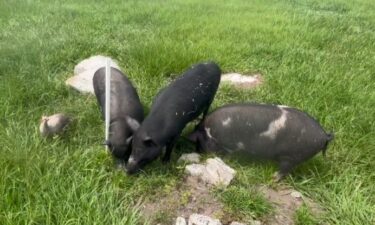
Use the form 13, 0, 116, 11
290, 191, 302, 199
176, 217, 187, 225
188, 213, 222, 225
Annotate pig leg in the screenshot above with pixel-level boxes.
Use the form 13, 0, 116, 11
195, 141, 203, 153
193, 105, 210, 126
274, 159, 294, 182
162, 135, 179, 163
202, 105, 209, 119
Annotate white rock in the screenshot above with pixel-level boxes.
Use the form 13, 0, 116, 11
176, 217, 187, 225
203, 158, 236, 186
178, 153, 201, 163
230, 222, 247, 225
231, 220, 261, 225
221, 73, 262, 89
73, 55, 120, 75
66, 55, 120, 94
185, 157, 236, 187
39, 113, 71, 137
65, 69, 97, 94
185, 164, 206, 177
188, 213, 222, 225
290, 191, 302, 199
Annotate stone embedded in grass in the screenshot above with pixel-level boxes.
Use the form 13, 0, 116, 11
39, 113, 71, 137
231, 220, 262, 225
178, 153, 201, 164
221, 73, 263, 89
185, 157, 236, 187
176, 216, 187, 225
290, 191, 302, 199
230, 222, 247, 225
66, 55, 120, 94
188, 213, 222, 225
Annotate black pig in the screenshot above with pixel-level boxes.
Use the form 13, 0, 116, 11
126, 62, 221, 174
188, 103, 333, 181
93, 67, 144, 165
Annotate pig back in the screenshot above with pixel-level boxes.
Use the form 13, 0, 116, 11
203, 104, 329, 159
149, 62, 221, 130
204, 104, 282, 156
93, 67, 143, 122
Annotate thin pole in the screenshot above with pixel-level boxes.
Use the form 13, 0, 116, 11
105, 59, 111, 150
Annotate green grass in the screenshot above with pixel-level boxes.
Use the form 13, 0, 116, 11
294, 205, 319, 225
217, 186, 272, 220
1, 0, 374, 224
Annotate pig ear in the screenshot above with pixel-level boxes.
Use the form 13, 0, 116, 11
126, 116, 140, 132
143, 136, 157, 147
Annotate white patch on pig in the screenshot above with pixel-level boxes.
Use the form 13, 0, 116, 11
278, 105, 290, 108
205, 127, 213, 139
237, 142, 245, 150
222, 117, 232, 127
260, 107, 288, 140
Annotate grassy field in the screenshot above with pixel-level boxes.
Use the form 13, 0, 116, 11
1, 0, 374, 224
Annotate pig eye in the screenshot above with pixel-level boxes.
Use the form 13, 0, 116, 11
143, 138, 157, 148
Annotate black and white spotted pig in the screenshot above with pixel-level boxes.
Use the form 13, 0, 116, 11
126, 62, 221, 174
93, 67, 144, 165
188, 103, 333, 181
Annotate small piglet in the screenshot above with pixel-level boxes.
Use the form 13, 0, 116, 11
93, 67, 144, 164
188, 103, 333, 181
126, 62, 221, 174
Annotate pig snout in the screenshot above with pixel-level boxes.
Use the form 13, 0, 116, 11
125, 156, 141, 174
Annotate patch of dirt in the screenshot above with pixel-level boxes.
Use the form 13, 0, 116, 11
258, 185, 324, 225
221, 73, 263, 89
140, 177, 226, 225
138, 175, 323, 225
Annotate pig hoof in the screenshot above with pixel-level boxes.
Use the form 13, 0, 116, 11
161, 157, 171, 163
272, 172, 284, 182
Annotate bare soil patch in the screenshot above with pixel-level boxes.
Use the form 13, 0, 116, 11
258, 185, 324, 225
139, 178, 323, 225
140, 177, 226, 225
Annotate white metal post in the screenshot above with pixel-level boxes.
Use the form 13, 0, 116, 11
105, 59, 111, 150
